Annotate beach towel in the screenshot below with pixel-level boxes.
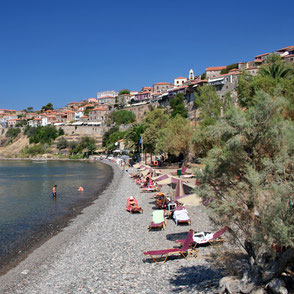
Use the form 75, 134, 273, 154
173, 208, 190, 225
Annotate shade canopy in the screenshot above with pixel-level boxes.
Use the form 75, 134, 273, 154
152, 174, 168, 181
141, 168, 153, 176
156, 176, 180, 185
176, 194, 202, 206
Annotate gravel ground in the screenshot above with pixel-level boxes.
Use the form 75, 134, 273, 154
0, 161, 225, 294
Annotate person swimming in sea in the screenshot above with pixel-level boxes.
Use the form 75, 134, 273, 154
52, 185, 57, 197
78, 186, 84, 192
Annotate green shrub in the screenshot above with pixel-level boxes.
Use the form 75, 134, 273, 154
6, 127, 21, 140
24, 125, 60, 145
23, 144, 45, 156
57, 137, 68, 150
69, 153, 84, 160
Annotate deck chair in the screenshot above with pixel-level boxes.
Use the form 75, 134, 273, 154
126, 197, 143, 214
208, 227, 227, 246
176, 227, 227, 246
173, 208, 191, 225
148, 210, 166, 231
143, 229, 199, 263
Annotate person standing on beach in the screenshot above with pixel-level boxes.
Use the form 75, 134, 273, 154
52, 185, 57, 197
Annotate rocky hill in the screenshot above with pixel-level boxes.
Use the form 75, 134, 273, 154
0, 131, 103, 158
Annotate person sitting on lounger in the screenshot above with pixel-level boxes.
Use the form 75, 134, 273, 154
129, 196, 136, 206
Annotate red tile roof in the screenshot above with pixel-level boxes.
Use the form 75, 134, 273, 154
175, 77, 187, 79
283, 54, 294, 58
206, 66, 226, 71
255, 53, 270, 58
153, 82, 172, 85
276, 45, 294, 52
91, 107, 108, 111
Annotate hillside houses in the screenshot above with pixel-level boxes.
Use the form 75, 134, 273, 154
1, 44, 293, 129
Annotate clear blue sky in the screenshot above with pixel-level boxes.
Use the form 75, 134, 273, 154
0, 0, 293, 110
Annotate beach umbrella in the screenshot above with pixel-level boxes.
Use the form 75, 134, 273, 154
141, 168, 153, 176
151, 169, 157, 178
176, 194, 202, 206
174, 180, 185, 199
152, 173, 168, 181
156, 175, 180, 185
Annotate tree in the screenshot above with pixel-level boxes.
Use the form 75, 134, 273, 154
80, 136, 97, 157
237, 57, 294, 119
201, 73, 206, 80
84, 106, 94, 116
56, 137, 68, 150
6, 127, 21, 141
259, 54, 294, 80
194, 91, 294, 292
118, 89, 130, 95
102, 126, 119, 147
156, 115, 193, 164
110, 110, 136, 125
68, 141, 83, 155
25, 125, 59, 145
124, 123, 145, 152
41, 103, 54, 112
195, 85, 222, 124
142, 108, 169, 153
58, 127, 64, 136
220, 63, 238, 75
169, 93, 188, 118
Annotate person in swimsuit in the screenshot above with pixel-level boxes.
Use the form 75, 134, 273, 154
52, 185, 57, 197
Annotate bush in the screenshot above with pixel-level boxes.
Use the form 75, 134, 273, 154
6, 127, 21, 140
23, 144, 45, 156
25, 125, 59, 145
57, 137, 68, 150
110, 110, 136, 125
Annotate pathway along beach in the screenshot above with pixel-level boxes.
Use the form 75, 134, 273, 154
0, 161, 225, 293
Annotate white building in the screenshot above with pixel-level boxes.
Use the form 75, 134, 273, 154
174, 77, 187, 87
97, 90, 118, 99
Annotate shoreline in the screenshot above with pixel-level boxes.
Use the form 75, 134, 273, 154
0, 161, 224, 293
0, 160, 114, 277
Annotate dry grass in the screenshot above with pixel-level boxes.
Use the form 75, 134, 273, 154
0, 134, 29, 157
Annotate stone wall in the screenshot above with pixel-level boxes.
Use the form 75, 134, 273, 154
61, 125, 109, 136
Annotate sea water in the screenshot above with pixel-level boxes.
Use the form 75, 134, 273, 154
0, 160, 112, 272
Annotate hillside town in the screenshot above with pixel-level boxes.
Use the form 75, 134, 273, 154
1, 45, 293, 131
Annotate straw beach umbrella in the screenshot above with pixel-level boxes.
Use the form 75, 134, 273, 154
156, 175, 180, 186
176, 194, 202, 206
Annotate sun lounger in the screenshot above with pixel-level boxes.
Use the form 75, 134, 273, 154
173, 208, 191, 225
148, 210, 166, 231
142, 186, 160, 192
126, 197, 143, 214
176, 227, 227, 246
207, 227, 227, 245
143, 229, 199, 263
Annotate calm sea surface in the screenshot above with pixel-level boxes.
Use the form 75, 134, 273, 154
0, 160, 112, 272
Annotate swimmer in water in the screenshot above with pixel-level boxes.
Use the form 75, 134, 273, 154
78, 186, 84, 192
52, 185, 57, 197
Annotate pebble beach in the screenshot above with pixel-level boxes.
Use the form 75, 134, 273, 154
0, 161, 225, 293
